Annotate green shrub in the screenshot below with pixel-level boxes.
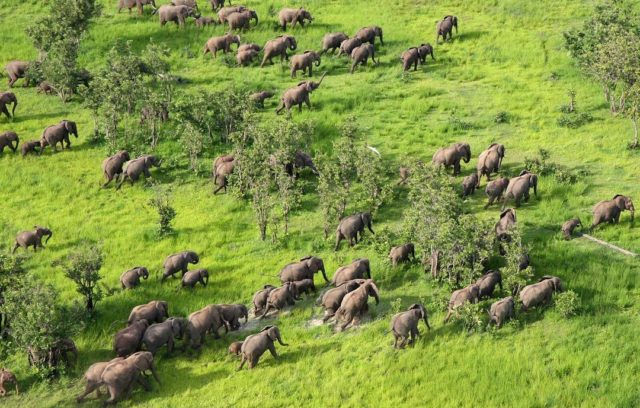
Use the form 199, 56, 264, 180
555, 290, 581, 318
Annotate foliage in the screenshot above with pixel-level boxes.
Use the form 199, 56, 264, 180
148, 186, 177, 238
554, 290, 581, 318
58, 245, 106, 312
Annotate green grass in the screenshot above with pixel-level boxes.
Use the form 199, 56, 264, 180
2, 0, 640, 406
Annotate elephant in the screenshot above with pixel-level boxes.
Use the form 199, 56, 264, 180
102, 150, 131, 187
253, 285, 277, 315
127, 300, 169, 325
219, 304, 249, 330
398, 166, 410, 185
5, 61, 30, 88
444, 283, 480, 323
520, 276, 563, 311
350, 43, 379, 73
218, 6, 246, 23
213, 159, 235, 194
475, 270, 503, 299
332, 259, 371, 286
141, 317, 186, 354
120, 267, 149, 289
334, 211, 374, 250
0, 368, 18, 397
20, 140, 40, 156
278, 8, 313, 30
495, 208, 517, 240
390, 304, 430, 348
279, 255, 328, 283
114, 319, 149, 357
195, 16, 217, 27
237, 326, 287, 370
276, 73, 326, 114
118, 0, 157, 14
162, 251, 199, 281
100, 351, 160, 405
250, 91, 274, 107
318, 280, 364, 322
591, 195, 635, 229
227, 9, 257, 30
259, 282, 298, 318
203, 34, 241, 58
356, 26, 384, 46
290, 51, 321, 78
185, 304, 227, 349
489, 297, 515, 328
484, 177, 510, 209
0, 131, 18, 152
209, 0, 226, 11
12, 226, 52, 253
436, 15, 458, 43
292, 279, 316, 297
237, 49, 259, 66
39, 120, 78, 153
388, 244, 415, 266
76, 357, 125, 402
461, 173, 478, 197
338, 37, 362, 57
228, 341, 243, 356
476, 143, 505, 185
0, 92, 17, 119
182, 269, 209, 288
335, 279, 380, 330
562, 218, 582, 240
157, 5, 198, 27
116, 155, 161, 189
502, 170, 538, 210
261, 35, 298, 67
321, 32, 349, 55
432, 142, 471, 175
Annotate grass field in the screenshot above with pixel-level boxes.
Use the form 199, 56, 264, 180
1, 0, 640, 406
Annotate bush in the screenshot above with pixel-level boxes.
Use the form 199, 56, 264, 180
554, 290, 581, 318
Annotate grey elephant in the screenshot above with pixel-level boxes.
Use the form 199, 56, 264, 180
436, 15, 458, 43
219, 304, 249, 330
120, 266, 149, 289
520, 276, 563, 311
334, 211, 374, 250
290, 51, 321, 78
195, 16, 218, 27
0, 131, 18, 153
356, 26, 384, 46
39, 120, 78, 153
502, 170, 538, 210
389, 244, 415, 266
114, 319, 149, 357
0, 92, 17, 119
444, 283, 480, 323
335, 279, 380, 330
292, 279, 316, 297
562, 218, 582, 240
116, 155, 161, 189
259, 282, 298, 318
118, 0, 157, 14
227, 9, 258, 30
276, 72, 326, 114
228, 341, 243, 356
250, 91, 274, 107
182, 269, 209, 288
261, 35, 298, 67
218, 6, 246, 23
321, 32, 348, 55
318, 279, 363, 322
390, 304, 430, 348
100, 351, 160, 405
476, 270, 502, 299
237, 49, 260, 66
185, 304, 227, 349
238, 326, 287, 370
162, 250, 199, 281
76, 357, 124, 402
338, 37, 363, 56
484, 177, 509, 209
432, 142, 471, 175
20, 140, 40, 156
279, 255, 328, 283
141, 317, 186, 355
252, 285, 277, 316
495, 208, 517, 240
203, 34, 241, 57
156, 4, 197, 27
5, 61, 30, 88
279, 7, 313, 30
12, 226, 52, 253
476, 143, 505, 186
102, 150, 131, 188
489, 296, 515, 328
350, 43, 378, 73
127, 300, 169, 325
332, 259, 371, 285
461, 173, 478, 197
591, 195, 635, 229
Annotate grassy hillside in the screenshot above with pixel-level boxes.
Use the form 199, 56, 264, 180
1, 0, 640, 406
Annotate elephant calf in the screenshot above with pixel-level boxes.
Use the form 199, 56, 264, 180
389, 243, 415, 266
20, 140, 40, 156
142, 317, 186, 355
335, 279, 380, 330
120, 266, 149, 289
238, 326, 288, 370
12, 226, 52, 253
390, 304, 430, 348
114, 319, 149, 357
444, 284, 480, 323
252, 285, 277, 316
489, 297, 515, 328
182, 269, 209, 288
0, 368, 18, 397
562, 218, 582, 240
461, 173, 478, 197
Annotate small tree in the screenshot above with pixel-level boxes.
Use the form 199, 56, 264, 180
148, 187, 176, 237
61, 245, 105, 312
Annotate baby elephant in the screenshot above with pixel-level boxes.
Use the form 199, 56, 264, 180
120, 266, 149, 289
489, 297, 515, 328
182, 269, 209, 288
12, 226, 52, 253
562, 218, 582, 240
390, 304, 430, 349
462, 173, 478, 197
388, 243, 415, 266
238, 326, 288, 370
141, 317, 186, 355
20, 140, 40, 156
0, 368, 18, 397
228, 341, 243, 356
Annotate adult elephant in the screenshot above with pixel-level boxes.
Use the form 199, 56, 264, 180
432, 142, 471, 175
591, 195, 635, 229
484, 177, 509, 209
12, 226, 52, 253
39, 120, 78, 153
389, 243, 415, 266
116, 155, 161, 189
0, 92, 17, 119
520, 276, 563, 311
141, 317, 186, 355
261, 35, 297, 67
259, 282, 298, 318
100, 352, 160, 405
162, 250, 199, 281
156, 4, 197, 27
185, 304, 227, 349
219, 304, 249, 330
490, 297, 515, 328
182, 269, 209, 288
495, 208, 517, 240
290, 51, 321, 78
203, 34, 241, 58
436, 15, 458, 43
475, 270, 502, 299
356, 26, 384, 46
276, 73, 326, 114
76, 357, 124, 402
444, 283, 479, 323
501, 170, 538, 209
350, 43, 378, 73
317, 279, 364, 322
127, 300, 169, 325
114, 319, 149, 357
321, 32, 348, 55
120, 266, 149, 289
335, 279, 380, 330
237, 326, 288, 370
279, 256, 328, 283
390, 304, 430, 349
252, 285, 277, 316
332, 259, 371, 285
0, 131, 18, 152
118, 0, 157, 14
334, 211, 374, 250
227, 9, 258, 30
278, 7, 313, 30
338, 37, 362, 57
102, 150, 130, 187
218, 6, 246, 23
476, 143, 505, 186
5, 61, 30, 88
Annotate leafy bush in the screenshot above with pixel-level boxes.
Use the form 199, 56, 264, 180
555, 290, 581, 318
494, 111, 510, 123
